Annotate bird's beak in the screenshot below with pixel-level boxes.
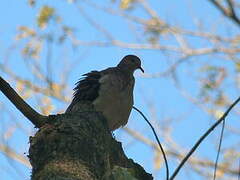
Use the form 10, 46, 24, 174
138, 66, 144, 73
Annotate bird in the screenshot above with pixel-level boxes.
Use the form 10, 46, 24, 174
66, 55, 144, 131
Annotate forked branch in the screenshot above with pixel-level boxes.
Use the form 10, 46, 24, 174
170, 96, 240, 180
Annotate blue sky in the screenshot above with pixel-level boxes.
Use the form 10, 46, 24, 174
0, 1, 239, 180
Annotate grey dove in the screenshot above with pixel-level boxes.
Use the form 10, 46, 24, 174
66, 55, 144, 131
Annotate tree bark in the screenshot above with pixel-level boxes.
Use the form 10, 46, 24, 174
29, 102, 153, 180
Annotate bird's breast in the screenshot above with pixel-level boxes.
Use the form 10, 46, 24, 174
93, 74, 134, 131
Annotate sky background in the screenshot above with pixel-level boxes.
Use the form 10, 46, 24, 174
0, 0, 239, 180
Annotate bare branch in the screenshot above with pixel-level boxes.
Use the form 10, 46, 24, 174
226, 0, 240, 24
137, 0, 159, 19
77, 5, 114, 41
124, 127, 239, 176
170, 96, 240, 180
213, 117, 226, 180
82, 0, 147, 25
0, 144, 31, 168
0, 63, 68, 102
0, 76, 48, 128
209, 0, 240, 27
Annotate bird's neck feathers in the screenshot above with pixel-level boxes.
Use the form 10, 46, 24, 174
117, 65, 135, 75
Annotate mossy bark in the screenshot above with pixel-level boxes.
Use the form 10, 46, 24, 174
28, 103, 153, 180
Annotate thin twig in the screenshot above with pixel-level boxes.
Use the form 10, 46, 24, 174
77, 5, 114, 41
137, 0, 159, 18
238, 158, 240, 180
169, 96, 240, 180
82, 0, 147, 25
132, 106, 169, 180
213, 118, 226, 180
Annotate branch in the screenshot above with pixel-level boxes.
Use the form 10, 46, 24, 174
226, 0, 240, 25
0, 143, 31, 168
0, 63, 68, 102
123, 127, 239, 176
213, 117, 226, 180
170, 96, 240, 180
133, 106, 169, 180
209, 0, 240, 27
0, 76, 48, 128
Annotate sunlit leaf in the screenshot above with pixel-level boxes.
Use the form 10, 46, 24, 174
37, 6, 55, 28
120, 0, 134, 9
15, 26, 36, 40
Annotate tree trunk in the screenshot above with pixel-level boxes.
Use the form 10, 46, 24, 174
28, 102, 153, 180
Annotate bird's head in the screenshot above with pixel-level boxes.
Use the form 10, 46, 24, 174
117, 55, 144, 73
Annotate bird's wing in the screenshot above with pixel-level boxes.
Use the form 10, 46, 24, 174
66, 70, 101, 112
